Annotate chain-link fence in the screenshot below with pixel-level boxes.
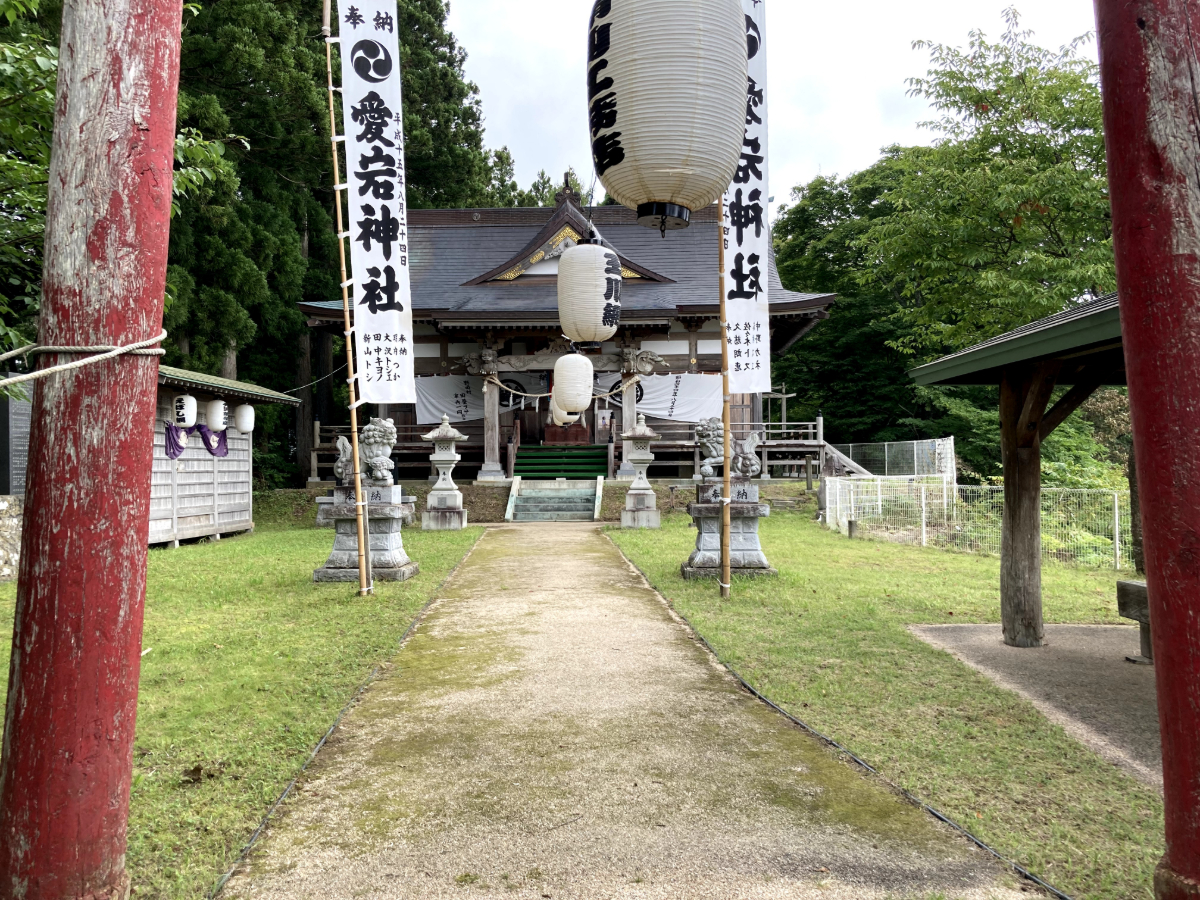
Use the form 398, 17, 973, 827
823, 476, 1134, 570
828, 438, 956, 477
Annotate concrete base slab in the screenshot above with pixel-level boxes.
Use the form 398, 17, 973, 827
422, 508, 468, 531
910, 623, 1161, 787
313, 561, 419, 583
621, 508, 660, 529
681, 564, 778, 580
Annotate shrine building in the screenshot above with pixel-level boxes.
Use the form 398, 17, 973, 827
297, 184, 835, 482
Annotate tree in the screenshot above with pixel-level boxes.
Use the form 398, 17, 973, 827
774, 144, 1120, 483
862, 9, 1113, 353
0, 0, 235, 361
773, 161, 1009, 479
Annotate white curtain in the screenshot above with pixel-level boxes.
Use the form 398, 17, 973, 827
414, 374, 545, 424
594, 373, 723, 422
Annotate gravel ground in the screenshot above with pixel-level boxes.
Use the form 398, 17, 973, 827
911, 623, 1161, 788
224, 524, 1026, 900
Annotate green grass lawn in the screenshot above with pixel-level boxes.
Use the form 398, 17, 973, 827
0, 522, 483, 899
609, 503, 1163, 900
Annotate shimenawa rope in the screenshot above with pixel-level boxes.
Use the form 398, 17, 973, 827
0, 330, 168, 390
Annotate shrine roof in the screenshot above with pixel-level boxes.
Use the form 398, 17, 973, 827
299, 197, 834, 330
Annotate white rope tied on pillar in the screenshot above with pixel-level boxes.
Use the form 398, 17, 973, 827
0, 330, 168, 391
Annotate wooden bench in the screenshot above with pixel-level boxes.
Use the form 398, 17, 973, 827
1117, 580, 1153, 664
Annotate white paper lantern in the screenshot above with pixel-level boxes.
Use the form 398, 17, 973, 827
553, 354, 594, 414
550, 396, 579, 427
172, 394, 197, 428
559, 243, 622, 343
588, 0, 747, 230
233, 404, 255, 433
206, 399, 228, 430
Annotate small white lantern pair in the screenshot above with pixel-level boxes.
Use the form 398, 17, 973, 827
588, 0, 748, 230
552, 354, 594, 415
558, 242, 622, 344
550, 396, 579, 427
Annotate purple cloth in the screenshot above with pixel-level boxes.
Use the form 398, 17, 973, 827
196, 424, 229, 457
165, 423, 229, 459
165, 424, 189, 460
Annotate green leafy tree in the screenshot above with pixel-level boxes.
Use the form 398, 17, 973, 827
0, 3, 54, 351
0, 0, 236, 359
862, 8, 1113, 353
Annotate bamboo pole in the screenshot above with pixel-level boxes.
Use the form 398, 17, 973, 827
322, 9, 372, 596
718, 198, 732, 600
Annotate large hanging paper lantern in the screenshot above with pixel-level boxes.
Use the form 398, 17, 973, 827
233, 404, 255, 433
206, 399, 228, 430
552, 354, 594, 414
173, 394, 197, 428
588, 0, 747, 230
559, 243, 622, 343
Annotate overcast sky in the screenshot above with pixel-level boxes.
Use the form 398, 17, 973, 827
445, 0, 1099, 219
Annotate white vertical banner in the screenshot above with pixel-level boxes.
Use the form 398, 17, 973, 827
721, 0, 771, 394
337, 0, 415, 404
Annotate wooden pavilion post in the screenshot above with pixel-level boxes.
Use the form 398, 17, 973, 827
0, 0, 182, 893
998, 361, 1101, 647
1094, 0, 1200, 893
998, 363, 1055, 647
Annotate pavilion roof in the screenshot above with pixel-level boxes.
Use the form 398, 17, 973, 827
909, 293, 1125, 386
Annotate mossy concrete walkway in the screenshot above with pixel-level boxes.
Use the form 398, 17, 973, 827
227, 524, 1024, 899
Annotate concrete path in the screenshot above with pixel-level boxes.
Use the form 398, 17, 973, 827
911, 624, 1161, 788
227, 524, 1024, 900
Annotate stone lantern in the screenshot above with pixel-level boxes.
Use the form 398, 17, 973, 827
621, 414, 661, 529
421, 414, 468, 530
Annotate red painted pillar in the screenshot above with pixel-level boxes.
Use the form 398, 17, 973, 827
1094, 0, 1200, 896
0, 0, 182, 894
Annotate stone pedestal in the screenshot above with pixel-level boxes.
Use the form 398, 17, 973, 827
317, 488, 415, 527
621, 413, 660, 529
313, 484, 419, 583
681, 478, 776, 579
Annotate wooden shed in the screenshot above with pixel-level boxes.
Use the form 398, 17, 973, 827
150, 366, 299, 546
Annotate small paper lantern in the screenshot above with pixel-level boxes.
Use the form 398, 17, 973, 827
233, 404, 255, 433
550, 396, 579, 427
588, 0, 747, 230
552, 353, 594, 414
559, 243, 622, 343
173, 394, 197, 428
206, 399, 228, 430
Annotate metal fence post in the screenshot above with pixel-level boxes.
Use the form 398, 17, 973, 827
920, 485, 927, 546
1114, 491, 1121, 570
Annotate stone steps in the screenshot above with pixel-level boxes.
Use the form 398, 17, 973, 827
510, 478, 601, 522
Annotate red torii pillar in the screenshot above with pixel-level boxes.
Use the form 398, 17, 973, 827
1094, 0, 1200, 896
0, 0, 182, 895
